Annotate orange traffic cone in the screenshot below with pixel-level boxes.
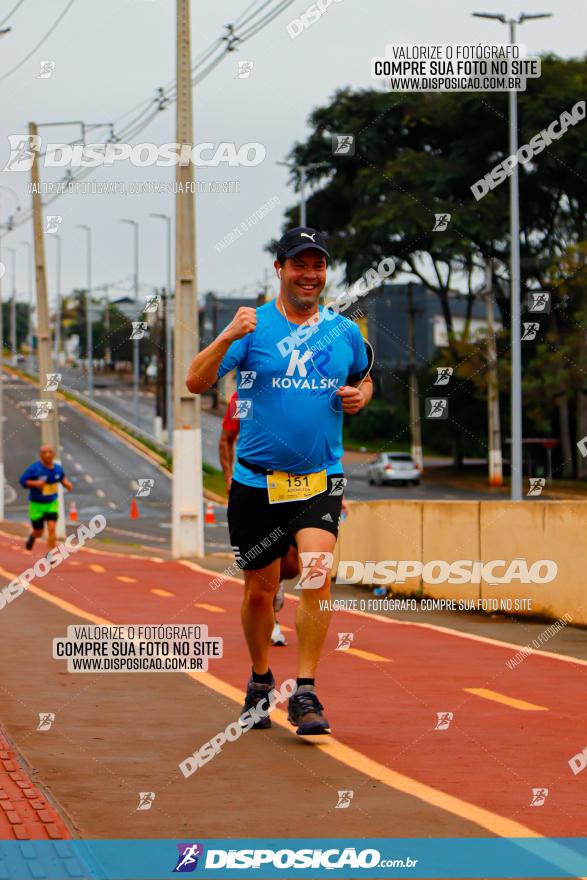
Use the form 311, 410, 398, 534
69, 501, 77, 521
130, 497, 140, 519
204, 502, 216, 525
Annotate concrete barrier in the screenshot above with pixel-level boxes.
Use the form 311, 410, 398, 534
334, 499, 586, 624
337, 501, 422, 594
480, 501, 587, 623
422, 502, 480, 603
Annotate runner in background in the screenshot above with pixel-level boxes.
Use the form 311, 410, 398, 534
19, 445, 73, 555
219, 390, 290, 646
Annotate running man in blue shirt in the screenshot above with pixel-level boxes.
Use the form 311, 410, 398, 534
19, 445, 73, 554
186, 227, 373, 735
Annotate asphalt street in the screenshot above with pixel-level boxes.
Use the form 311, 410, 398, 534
2, 372, 229, 552
3, 369, 498, 555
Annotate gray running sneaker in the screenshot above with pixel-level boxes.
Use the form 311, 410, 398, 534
239, 673, 275, 730
287, 685, 330, 735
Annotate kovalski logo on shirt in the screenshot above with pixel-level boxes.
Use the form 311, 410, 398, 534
272, 349, 337, 389
285, 350, 312, 377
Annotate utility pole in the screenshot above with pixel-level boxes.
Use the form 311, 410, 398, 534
472, 11, 552, 499
29, 121, 64, 535
18, 241, 32, 361
51, 233, 61, 367
483, 259, 503, 486
407, 283, 423, 469
150, 212, 173, 442
172, 0, 204, 558
76, 224, 93, 398
121, 218, 140, 426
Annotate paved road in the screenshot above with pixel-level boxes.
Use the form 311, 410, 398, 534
1, 368, 502, 560
2, 373, 228, 553
0, 528, 584, 843
25, 365, 501, 502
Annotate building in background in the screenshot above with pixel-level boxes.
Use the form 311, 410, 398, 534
360, 282, 499, 372
200, 293, 259, 349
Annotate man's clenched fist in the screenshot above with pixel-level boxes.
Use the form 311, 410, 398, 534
222, 307, 257, 342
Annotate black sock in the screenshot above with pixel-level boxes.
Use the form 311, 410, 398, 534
252, 667, 273, 685
297, 677, 315, 689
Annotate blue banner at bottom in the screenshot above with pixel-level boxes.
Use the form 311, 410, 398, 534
2, 838, 587, 879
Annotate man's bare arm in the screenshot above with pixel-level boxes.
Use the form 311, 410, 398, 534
186, 307, 257, 394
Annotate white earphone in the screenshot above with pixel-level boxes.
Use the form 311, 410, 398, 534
277, 268, 282, 279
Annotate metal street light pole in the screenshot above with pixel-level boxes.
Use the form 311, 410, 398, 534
121, 218, 140, 427
6, 247, 17, 365
299, 165, 307, 226
103, 284, 111, 364
76, 224, 93, 398
0, 196, 20, 521
150, 212, 173, 443
472, 11, 552, 500
277, 160, 329, 227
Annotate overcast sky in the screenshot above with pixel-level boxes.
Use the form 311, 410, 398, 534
0, 0, 585, 306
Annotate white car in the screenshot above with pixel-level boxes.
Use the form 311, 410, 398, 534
367, 452, 421, 486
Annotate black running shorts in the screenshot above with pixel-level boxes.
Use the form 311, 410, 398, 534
227, 474, 345, 571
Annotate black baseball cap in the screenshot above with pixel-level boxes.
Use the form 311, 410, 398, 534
276, 227, 330, 262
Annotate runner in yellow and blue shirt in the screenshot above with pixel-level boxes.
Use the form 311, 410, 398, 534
19, 445, 73, 554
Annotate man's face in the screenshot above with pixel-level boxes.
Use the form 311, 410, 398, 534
40, 447, 54, 466
276, 249, 327, 312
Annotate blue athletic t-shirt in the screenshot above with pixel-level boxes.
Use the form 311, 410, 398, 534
19, 461, 66, 502
217, 300, 368, 488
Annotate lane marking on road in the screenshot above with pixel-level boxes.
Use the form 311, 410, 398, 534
0, 564, 580, 854
194, 603, 225, 613
84, 475, 94, 484
88, 564, 106, 574
96, 490, 105, 498
74, 463, 82, 471
151, 588, 173, 597
108, 502, 117, 510
341, 647, 391, 663
116, 576, 137, 584
101, 524, 167, 543
463, 688, 548, 712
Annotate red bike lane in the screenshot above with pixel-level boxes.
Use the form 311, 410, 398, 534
0, 527, 585, 840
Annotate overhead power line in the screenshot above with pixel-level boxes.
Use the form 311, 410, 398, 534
5, 0, 297, 229
0, 0, 26, 28
0, 0, 76, 82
